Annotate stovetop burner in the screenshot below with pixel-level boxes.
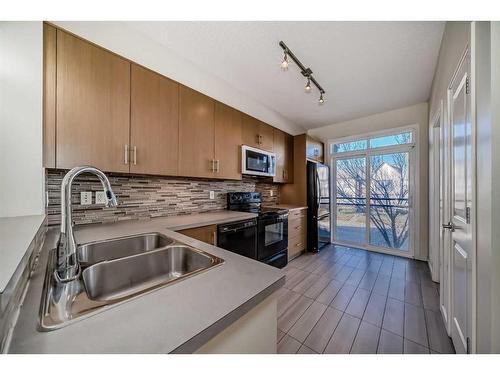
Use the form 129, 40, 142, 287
226, 192, 288, 217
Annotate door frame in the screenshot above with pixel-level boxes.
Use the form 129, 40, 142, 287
429, 102, 443, 282
328, 124, 419, 258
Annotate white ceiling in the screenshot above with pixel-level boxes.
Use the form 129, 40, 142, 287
125, 21, 444, 130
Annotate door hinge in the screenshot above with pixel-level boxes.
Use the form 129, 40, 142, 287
466, 77, 470, 94
466, 206, 471, 224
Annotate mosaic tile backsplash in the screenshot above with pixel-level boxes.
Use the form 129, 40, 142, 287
45, 169, 280, 227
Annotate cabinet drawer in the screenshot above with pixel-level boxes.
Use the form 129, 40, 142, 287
289, 232, 306, 257
289, 208, 307, 220
288, 216, 306, 240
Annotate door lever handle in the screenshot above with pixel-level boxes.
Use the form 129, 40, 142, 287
442, 222, 456, 231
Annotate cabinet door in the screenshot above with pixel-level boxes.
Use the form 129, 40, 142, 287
241, 113, 260, 149
273, 129, 286, 183
306, 136, 324, 162
56, 30, 131, 172
43, 23, 56, 168
285, 133, 294, 182
178, 86, 215, 178
273, 129, 294, 183
130, 64, 179, 176
258, 121, 274, 152
178, 225, 217, 245
214, 102, 242, 180
242, 114, 274, 152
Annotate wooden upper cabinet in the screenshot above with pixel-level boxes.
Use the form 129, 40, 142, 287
306, 135, 324, 163
241, 114, 274, 152
273, 129, 294, 183
43, 23, 56, 168
214, 102, 242, 180
130, 64, 179, 176
178, 85, 215, 178
56, 30, 131, 172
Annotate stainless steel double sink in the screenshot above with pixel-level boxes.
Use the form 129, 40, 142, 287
39, 232, 224, 330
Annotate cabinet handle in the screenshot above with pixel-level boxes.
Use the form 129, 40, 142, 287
212, 231, 217, 245
295, 226, 302, 230
257, 134, 262, 145
216, 159, 220, 172
133, 146, 137, 165
124, 145, 129, 165
210, 159, 215, 172
295, 242, 303, 247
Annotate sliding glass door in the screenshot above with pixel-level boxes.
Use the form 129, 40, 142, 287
332, 130, 415, 256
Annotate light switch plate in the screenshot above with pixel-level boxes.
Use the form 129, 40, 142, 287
80, 191, 92, 205
209, 191, 215, 200
95, 191, 107, 205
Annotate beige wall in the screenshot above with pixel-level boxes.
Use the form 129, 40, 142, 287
308, 102, 429, 260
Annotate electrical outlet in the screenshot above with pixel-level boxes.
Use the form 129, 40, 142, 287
209, 191, 215, 200
80, 191, 92, 205
270, 190, 274, 197
95, 191, 107, 205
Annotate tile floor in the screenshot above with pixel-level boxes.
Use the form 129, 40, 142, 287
277, 244, 455, 354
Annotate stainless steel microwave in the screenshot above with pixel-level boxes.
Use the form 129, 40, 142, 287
241, 145, 276, 177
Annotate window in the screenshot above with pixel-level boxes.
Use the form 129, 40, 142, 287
331, 130, 414, 155
332, 140, 368, 153
369, 132, 413, 149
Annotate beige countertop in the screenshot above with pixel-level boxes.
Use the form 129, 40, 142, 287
8, 212, 284, 353
0, 214, 45, 294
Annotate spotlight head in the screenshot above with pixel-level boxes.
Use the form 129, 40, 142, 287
280, 52, 289, 71
319, 93, 325, 105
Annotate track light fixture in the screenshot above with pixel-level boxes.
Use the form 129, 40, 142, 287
305, 77, 311, 93
279, 41, 326, 105
280, 51, 289, 71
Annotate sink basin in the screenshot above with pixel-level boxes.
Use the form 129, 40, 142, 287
82, 245, 223, 302
77, 232, 174, 266
39, 234, 224, 331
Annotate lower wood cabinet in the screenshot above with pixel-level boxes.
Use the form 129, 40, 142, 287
288, 208, 307, 260
178, 225, 218, 246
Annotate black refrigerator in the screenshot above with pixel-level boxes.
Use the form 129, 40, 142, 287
306, 161, 331, 252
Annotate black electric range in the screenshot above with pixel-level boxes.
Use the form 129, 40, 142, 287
223, 192, 288, 268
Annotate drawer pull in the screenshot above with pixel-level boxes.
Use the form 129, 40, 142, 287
295, 242, 303, 247
294, 226, 302, 230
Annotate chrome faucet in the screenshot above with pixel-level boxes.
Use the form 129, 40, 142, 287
56, 166, 118, 282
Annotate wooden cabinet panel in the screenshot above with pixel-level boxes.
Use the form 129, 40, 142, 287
56, 30, 131, 172
130, 64, 179, 176
178, 86, 215, 178
273, 129, 286, 183
288, 215, 307, 240
214, 102, 242, 180
178, 225, 217, 245
285, 133, 294, 182
43, 23, 56, 168
306, 136, 324, 163
273, 129, 294, 183
288, 208, 307, 260
242, 114, 273, 152
258, 121, 274, 152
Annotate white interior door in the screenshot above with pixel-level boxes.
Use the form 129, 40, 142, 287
447, 48, 473, 354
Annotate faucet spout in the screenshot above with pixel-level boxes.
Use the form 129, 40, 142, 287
57, 166, 118, 282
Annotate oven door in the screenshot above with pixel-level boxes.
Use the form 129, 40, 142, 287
258, 214, 288, 260
242, 145, 276, 177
